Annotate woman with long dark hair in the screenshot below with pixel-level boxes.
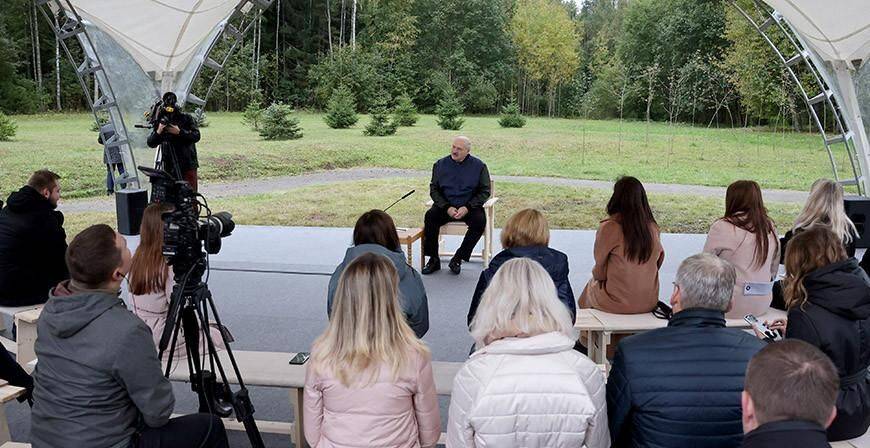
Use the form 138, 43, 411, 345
128, 203, 226, 358
579, 176, 664, 314
704, 180, 779, 318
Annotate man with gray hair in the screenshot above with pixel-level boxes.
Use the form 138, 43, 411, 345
422, 136, 491, 275
607, 253, 765, 448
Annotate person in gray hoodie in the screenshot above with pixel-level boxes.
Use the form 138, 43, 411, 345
327, 210, 430, 338
31, 224, 228, 448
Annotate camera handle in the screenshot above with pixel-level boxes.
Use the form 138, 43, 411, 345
161, 278, 265, 448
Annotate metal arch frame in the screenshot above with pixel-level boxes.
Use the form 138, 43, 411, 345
731, 0, 864, 195
36, 0, 141, 190
181, 0, 274, 113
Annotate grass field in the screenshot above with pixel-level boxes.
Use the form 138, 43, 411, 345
0, 112, 847, 199
61, 178, 803, 239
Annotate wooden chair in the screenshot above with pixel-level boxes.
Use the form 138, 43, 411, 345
425, 181, 499, 268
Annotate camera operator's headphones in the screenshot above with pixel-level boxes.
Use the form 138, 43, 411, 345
162, 92, 178, 114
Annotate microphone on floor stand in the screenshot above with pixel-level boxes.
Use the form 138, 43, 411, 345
383, 190, 416, 213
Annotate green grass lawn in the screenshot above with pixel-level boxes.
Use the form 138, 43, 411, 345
0, 112, 847, 199
61, 178, 803, 239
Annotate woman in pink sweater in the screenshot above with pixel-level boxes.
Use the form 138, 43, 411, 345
304, 253, 441, 448
704, 180, 779, 318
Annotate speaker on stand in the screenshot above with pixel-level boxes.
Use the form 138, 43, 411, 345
116, 188, 149, 235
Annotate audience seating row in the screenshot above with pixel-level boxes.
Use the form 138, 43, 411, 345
0, 306, 41, 367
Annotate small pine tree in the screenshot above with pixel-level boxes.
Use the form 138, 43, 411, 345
0, 112, 17, 141
324, 85, 359, 129
259, 103, 303, 140
364, 97, 397, 136
89, 113, 109, 132
242, 99, 264, 131
498, 98, 526, 128
436, 88, 465, 130
392, 94, 418, 127
193, 108, 209, 128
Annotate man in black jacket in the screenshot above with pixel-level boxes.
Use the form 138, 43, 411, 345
0, 170, 69, 306
742, 339, 839, 448
422, 136, 491, 275
146, 92, 201, 190
607, 253, 765, 448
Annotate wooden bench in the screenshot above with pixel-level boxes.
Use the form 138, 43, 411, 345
0, 306, 42, 367
167, 350, 463, 448
0, 381, 27, 445
575, 307, 789, 365
0, 443, 30, 448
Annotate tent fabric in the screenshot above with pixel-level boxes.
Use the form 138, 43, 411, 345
68, 0, 239, 75
765, 0, 870, 64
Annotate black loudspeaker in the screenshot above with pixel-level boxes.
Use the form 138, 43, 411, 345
845, 196, 870, 249
116, 188, 148, 236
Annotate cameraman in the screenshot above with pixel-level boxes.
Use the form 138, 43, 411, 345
146, 92, 201, 191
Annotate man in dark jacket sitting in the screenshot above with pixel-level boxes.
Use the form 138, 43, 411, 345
422, 136, 491, 275
0, 170, 69, 306
31, 224, 228, 448
741, 339, 839, 448
607, 253, 765, 448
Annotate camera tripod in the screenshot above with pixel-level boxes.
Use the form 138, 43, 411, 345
159, 259, 264, 448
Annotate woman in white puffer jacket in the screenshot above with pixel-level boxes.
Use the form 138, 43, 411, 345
447, 258, 609, 448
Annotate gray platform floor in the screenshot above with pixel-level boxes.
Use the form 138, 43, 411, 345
6, 225, 709, 447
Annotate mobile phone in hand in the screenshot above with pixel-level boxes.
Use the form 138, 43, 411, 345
744, 314, 783, 342
289, 352, 310, 365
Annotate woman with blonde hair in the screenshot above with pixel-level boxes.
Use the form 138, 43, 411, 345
304, 253, 440, 448
704, 180, 779, 318
468, 208, 574, 326
128, 203, 226, 357
762, 227, 870, 441
448, 258, 608, 448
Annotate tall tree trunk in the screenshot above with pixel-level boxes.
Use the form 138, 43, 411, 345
351, 0, 356, 50
255, 13, 262, 91
54, 14, 61, 111
275, 0, 280, 67
339, 0, 346, 47
326, 0, 334, 55
29, 7, 36, 83
33, 1, 43, 96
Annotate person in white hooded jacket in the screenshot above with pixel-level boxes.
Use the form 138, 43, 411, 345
446, 257, 609, 448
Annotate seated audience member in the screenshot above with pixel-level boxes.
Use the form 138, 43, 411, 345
129, 203, 227, 357
327, 210, 429, 337
0, 170, 69, 306
742, 340, 839, 448
772, 179, 858, 309
763, 227, 870, 441
579, 176, 664, 314
704, 180, 779, 318
468, 208, 575, 325
607, 253, 765, 448
448, 258, 608, 448
31, 224, 228, 448
422, 136, 491, 275
305, 253, 440, 448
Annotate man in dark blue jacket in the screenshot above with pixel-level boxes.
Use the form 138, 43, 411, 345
422, 136, 491, 275
607, 253, 765, 448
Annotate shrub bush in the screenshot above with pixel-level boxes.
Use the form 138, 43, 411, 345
194, 108, 209, 128
89, 113, 109, 132
259, 103, 303, 140
466, 78, 498, 113
436, 87, 465, 130
364, 97, 397, 136
0, 112, 17, 141
324, 85, 359, 129
242, 99, 264, 131
392, 94, 418, 127
498, 99, 526, 128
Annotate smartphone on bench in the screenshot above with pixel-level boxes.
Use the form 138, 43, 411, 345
744, 314, 783, 342
289, 352, 310, 365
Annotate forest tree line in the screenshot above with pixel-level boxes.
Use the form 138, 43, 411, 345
0, 0, 814, 129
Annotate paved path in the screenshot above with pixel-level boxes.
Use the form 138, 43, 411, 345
59, 167, 809, 213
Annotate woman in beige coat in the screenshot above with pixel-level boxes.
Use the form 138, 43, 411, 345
579, 176, 665, 314
704, 180, 779, 318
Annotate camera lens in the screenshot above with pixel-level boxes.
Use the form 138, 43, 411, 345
206, 211, 235, 238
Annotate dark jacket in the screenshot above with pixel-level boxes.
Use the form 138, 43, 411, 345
327, 244, 429, 338
146, 111, 200, 175
742, 420, 831, 448
468, 245, 575, 325
0, 186, 68, 306
429, 155, 490, 209
31, 281, 174, 448
785, 258, 870, 441
780, 228, 857, 264
607, 308, 765, 448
